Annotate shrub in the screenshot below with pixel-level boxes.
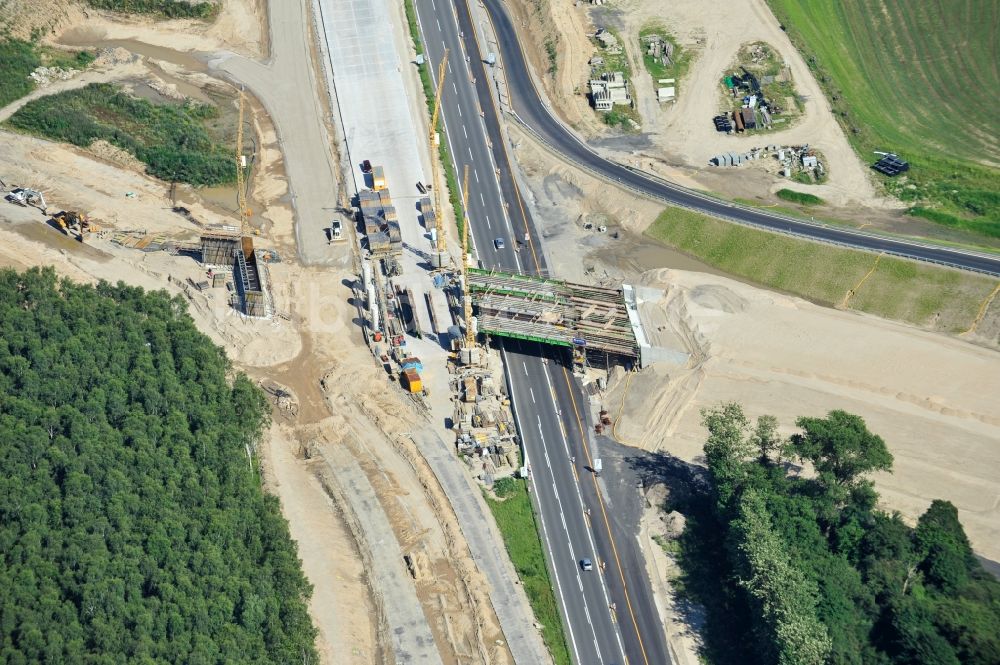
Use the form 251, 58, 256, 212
776, 188, 824, 206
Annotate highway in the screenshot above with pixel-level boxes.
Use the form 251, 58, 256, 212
413, 0, 670, 663
478, 0, 1000, 278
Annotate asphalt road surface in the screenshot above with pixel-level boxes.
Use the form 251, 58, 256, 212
414, 0, 671, 663
479, 0, 1000, 278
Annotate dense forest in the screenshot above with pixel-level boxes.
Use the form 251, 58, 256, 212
671, 404, 1000, 665
0, 268, 317, 664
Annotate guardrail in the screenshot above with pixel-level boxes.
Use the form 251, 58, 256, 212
506, 112, 1000, 278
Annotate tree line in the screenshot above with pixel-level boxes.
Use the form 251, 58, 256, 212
0, 268, 317, 664
672, 403, 1000, 664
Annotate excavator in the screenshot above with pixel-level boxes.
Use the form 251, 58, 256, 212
51, 210, 99, 242
5, 187, 47, 211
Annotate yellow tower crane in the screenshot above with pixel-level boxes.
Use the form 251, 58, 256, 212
461, 165, 475, 348
429, 50, 449, 268
236, 89, 254, 255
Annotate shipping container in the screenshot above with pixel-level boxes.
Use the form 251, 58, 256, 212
401, 368, 422, 393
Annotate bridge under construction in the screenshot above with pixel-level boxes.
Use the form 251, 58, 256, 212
467, 267, 644, 363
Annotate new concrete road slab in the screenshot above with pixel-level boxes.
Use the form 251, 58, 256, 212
315, 0, 440, 336
209, 0, 345, 267
326, 455, 443, 665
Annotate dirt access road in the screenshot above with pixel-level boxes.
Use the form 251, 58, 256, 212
210, 0, 346, 267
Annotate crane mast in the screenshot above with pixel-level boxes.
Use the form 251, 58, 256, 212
461, 165, 474, 348
236, 89, 253, 254
429, 50, 449, 267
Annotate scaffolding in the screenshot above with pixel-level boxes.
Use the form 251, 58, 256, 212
468, 268, 639, 358
200, 230, 241, 267
235, 248, 268, 318
200, 230, 270, 318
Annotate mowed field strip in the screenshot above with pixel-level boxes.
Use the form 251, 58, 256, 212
767, 0, 1000, 235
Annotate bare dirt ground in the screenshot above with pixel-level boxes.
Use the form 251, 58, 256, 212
507, 0, 903, 213
1, 1, 516, 662
2, 0, 265, 57
607, 269, 1000, 565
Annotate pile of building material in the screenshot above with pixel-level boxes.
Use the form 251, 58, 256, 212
709, 143, 826, 180
721, 64, 795, 131
872, 152, 910, 177
593, 28, 621, 53
642, 33, 674, 67
451, 362, 519, 484
28, 66, 77, 87
589, 72, 632, 112
358, 186, 403, 256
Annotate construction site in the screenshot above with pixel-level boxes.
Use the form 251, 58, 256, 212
3, 0, 1000, 664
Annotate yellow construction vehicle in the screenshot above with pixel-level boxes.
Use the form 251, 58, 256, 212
461, 166, 475, 349
429, 50, 449, 268
236, 89, 256, 256
51, 211, 94, 242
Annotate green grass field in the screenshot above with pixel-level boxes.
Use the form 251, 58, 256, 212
0, 39, 94, 109
647, 206, 998, 333
766, 0, 1000, 238
485, 478, 571, 665
0, 39, 40, 108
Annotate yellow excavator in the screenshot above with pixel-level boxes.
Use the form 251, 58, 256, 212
52, 211, 98, 242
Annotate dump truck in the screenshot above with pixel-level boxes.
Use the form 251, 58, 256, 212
401, 368, 422, 393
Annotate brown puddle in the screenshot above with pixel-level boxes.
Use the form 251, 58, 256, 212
56, 32, 210, 72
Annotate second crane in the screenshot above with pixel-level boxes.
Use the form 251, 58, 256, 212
429, 49, 450, 269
